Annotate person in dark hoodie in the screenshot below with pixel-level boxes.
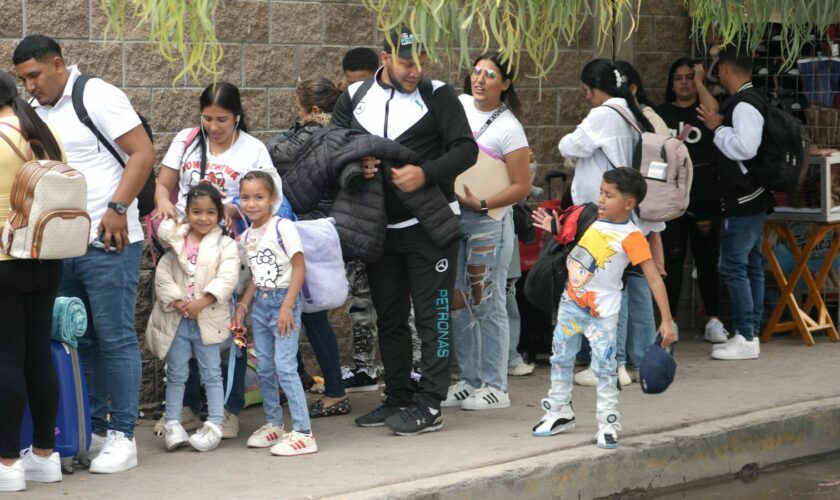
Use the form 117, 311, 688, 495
331, 27, 478, 436
266, 77, 351, 418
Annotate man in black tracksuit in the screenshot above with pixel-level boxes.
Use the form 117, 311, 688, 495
331, 28, 478, 435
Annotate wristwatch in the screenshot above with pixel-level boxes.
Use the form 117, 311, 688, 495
108, 201, 129, 215
480, 199, 489, 216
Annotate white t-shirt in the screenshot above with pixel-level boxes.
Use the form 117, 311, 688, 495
562, 219, 652, 319
32, 66, 143, 244
458, 94, 529, 218
162, 128, 277, 214
241, 216, 303, 289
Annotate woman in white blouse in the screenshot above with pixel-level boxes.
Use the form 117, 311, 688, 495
442, 51, 531, 411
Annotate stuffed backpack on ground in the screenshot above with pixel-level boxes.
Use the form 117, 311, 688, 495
604, 104, 693, 222
273, 217, 349, 313
71, 74, 156, 217
523, 202, 599, 323
0, 130, 90, 259
736, 92, 808, 192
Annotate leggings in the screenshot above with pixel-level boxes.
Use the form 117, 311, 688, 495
0, 259, 63, 458
661, 214, 721, 318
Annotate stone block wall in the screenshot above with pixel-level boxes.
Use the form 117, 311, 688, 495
0, 0, 691, 404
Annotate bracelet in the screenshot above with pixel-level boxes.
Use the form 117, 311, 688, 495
236, 302, 249, 311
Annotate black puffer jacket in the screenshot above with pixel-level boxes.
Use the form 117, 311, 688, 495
267, 113, 336, 219
282, 126, 463, 262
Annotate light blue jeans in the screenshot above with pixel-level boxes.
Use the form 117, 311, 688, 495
58, 242, 142, 438
616, 274, 657, 369
719, 212, 767, 340
546, 296, 619, 418
165, 318, 224, 425
506, 221, 526, 367
453, 211, 513, 392
251, 288, 310, 433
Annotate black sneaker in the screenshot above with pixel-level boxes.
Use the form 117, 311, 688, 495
342, 366, 379, 393
354, 403, 404, 427
384, 404, 443, 436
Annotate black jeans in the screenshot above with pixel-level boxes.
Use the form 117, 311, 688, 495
661, 214, 721, 318
0, 259, 63, 458
367, 226, 458, 410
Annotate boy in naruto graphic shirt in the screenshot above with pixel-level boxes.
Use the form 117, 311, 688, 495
531, 168, 675, 449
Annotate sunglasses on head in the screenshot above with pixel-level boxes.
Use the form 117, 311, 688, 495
471, 67, 498, 79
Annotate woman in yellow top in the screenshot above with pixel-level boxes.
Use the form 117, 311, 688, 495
0, 71, 66, 492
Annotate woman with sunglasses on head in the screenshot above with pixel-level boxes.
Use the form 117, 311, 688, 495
152, 81, 282, 441
442, 51, 531, 411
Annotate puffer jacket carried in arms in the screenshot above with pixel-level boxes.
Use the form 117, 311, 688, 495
281, 126, 463, 262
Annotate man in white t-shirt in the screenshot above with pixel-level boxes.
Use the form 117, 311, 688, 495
14, 35, 155, 474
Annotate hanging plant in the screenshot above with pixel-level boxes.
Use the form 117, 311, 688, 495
100, 0, 224, 83
362, 0, 638, 81
687, 0, 840, 70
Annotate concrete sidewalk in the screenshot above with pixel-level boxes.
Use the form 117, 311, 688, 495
13, 330, 840, 499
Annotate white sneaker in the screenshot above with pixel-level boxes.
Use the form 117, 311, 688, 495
0, 460, 25, 492
704, 318, 729, 343
188, 422, 223, 452
154, 407, 202, 436
617, 365, 634, 387
163, 421, 189, 451
713, 334, 739, 351
441, 381, 476, 408
269, 431, 318, 456
85, 432, 107, 460
461, 386, 510, 410
595, 412, 622, 449
532, 399, 575, 437
246, 423, 285, 448
711, 334, 760, 360
89, 430, 138, 474
573, 367, 597, 386
19, 447, 61, 483
508, 362, 535, 376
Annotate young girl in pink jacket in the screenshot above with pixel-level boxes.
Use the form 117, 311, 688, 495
145, 184, 240, 452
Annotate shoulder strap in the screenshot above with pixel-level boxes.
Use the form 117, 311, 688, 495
417, 78, 434, 109
351, 78, 376, 110
603, 103, 643, 135
274, 218, 288, 256
0, 129, 30, 162
72, 75, 126, 168
475, 104, 508, 140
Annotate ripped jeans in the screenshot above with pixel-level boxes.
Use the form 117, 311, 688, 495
546, 295, 619, 418
452, 210, 514, 392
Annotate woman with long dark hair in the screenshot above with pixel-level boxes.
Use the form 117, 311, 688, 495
0, 72, 65, 491
442, 51, 531, 410
153, 81, 281, 440
655, 58, 728, 344
559, 58, 654, 205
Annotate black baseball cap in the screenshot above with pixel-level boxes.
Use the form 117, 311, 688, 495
384, 27, 426, 59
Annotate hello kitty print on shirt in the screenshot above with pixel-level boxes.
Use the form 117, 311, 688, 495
241, 216, 304, 290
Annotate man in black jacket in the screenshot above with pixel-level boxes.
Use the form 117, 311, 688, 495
331, 28, 478, 435
697, 45, 771, 361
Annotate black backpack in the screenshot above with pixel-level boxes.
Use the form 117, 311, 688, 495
740, 91, 808, 193
71, 75, 156, 217
523, 203, 599, 323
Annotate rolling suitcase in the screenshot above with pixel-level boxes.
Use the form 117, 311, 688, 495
20, 340, 91, 473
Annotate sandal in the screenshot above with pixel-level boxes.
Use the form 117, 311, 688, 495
308, 398, 351, 418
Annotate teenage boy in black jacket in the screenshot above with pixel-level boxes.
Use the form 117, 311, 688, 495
697, 44, 771, 361
331, 28, 478, 435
